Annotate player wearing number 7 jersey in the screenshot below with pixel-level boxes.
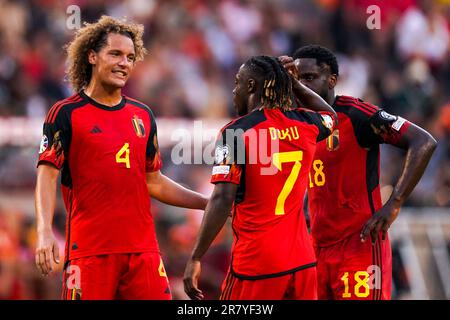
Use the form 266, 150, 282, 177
35, 16, 208, 300
293, 45, 437, 300
183, 55, 337, 300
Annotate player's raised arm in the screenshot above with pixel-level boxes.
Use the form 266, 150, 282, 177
361, 116, 437, 244
35, 163, 60, 276
146, 171, 208, 210
278, 55, 337, 119
183, 182, 237, 300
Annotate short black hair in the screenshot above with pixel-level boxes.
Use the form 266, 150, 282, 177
243, 55, 293, 110
293, 45, 339, 76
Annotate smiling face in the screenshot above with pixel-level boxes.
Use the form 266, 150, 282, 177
88, 33, 136, 90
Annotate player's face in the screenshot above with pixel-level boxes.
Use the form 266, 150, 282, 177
91, 33, 136, 89
232, 65, 249, 116
295, 58, 331, 100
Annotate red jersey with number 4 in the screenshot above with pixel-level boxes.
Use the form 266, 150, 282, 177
308, 95, 411, 247
211, 108, 336, 279
37, 91, 162, 261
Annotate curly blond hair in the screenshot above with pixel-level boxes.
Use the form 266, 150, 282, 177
65, 15, 147, 92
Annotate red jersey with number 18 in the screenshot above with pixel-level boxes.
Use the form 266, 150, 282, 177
37, 91, 162, 262
211, 107, 336, 279
308, 95, 411, 247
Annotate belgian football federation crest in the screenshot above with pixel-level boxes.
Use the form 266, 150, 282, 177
326, 129, 339, 151
132, 115, 146, 138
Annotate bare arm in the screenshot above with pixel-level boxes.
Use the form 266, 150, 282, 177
146, 171, 209, 210
361, 123, 437, 243
278, 55, 337, 118
35, 163, 60, 275
184, 182, 237, 300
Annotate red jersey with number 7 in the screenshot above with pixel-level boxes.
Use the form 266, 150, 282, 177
37, 91, 162, 261
210, 108, 336, 279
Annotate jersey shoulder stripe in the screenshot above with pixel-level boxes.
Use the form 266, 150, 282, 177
284, 109, 326, 125
45, 94, 81, 124
335, 99, 377, 116
336, 96, 378, 115
125, 96, 150, 110
124, 96, 156, 119
220, 109, 267, 133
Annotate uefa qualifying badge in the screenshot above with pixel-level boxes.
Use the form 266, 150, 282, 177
215, 144, 230, 165
321, 114, 334, 129
379, 110, 397, 121
39, 135, 48, 154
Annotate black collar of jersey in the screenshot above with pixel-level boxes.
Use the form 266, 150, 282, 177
79, 90, 126, 111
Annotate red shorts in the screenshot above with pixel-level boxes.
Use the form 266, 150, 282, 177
62, 252, 171, 300
219, 267, 317, 300
315, 232, 392, 300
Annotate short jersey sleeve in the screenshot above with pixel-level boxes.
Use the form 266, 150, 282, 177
303, 111, 337, 142
210, 124, 245, 185
145, 108, 163, 172
348, 105, 412, 148
37, 104, 71, 169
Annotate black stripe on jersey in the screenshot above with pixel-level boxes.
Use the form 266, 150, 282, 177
219, 272, 232, 300
221, 109, 267, 132
61, 260, 68, 300
333, 102, 380, 148
54, 99, 89, 188
335, 100, 375, 117
371, 237, 382, 300
366, 146, 379, 215
371, 241, 378, 300
125, 98, 159, 156
220, 109, 267, 205
46, 94, 80, 124
79, 90, 126, 111
337, 96, 378, 114
125, 96, 150, 110
65, 189, 74, 273
283, 109, 331, 142
221, 274, 236, 300
226, 275, 236, 300
377, 239, 383, 300
230, 262, 317, 280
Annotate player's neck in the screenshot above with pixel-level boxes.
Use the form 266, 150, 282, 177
84, 82, 123, 107
247, 95, 260, 113
326, 90, 336, 106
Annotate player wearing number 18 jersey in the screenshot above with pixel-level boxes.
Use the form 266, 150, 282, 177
293, 45, 436, 300
183, 55, 337, 300
35, 16, 208, 300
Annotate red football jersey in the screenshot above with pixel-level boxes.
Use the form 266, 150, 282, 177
308, 95, 411, 247
38, 91, 162, 261
211, 108, 336, 279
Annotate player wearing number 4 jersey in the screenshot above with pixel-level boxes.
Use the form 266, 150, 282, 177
293, 45, 437, 300
35, 16, 208, 300
183, 55, 337, 300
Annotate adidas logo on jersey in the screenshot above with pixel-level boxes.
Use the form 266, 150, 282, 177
90, 126, 102, 134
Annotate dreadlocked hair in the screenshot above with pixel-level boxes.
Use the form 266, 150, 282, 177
244, 55, 293, 110
65, 15, 147, 92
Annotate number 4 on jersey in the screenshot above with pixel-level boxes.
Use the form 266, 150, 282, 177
116, 143, 130, 168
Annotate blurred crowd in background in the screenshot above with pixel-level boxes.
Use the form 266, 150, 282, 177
0, 0, 449, 299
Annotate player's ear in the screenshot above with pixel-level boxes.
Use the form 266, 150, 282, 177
328, 74, 337, 89
87, 49, 97, 65
247, 78, 256, 94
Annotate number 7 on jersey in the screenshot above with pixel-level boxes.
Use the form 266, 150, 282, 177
272, 151, 303, 215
